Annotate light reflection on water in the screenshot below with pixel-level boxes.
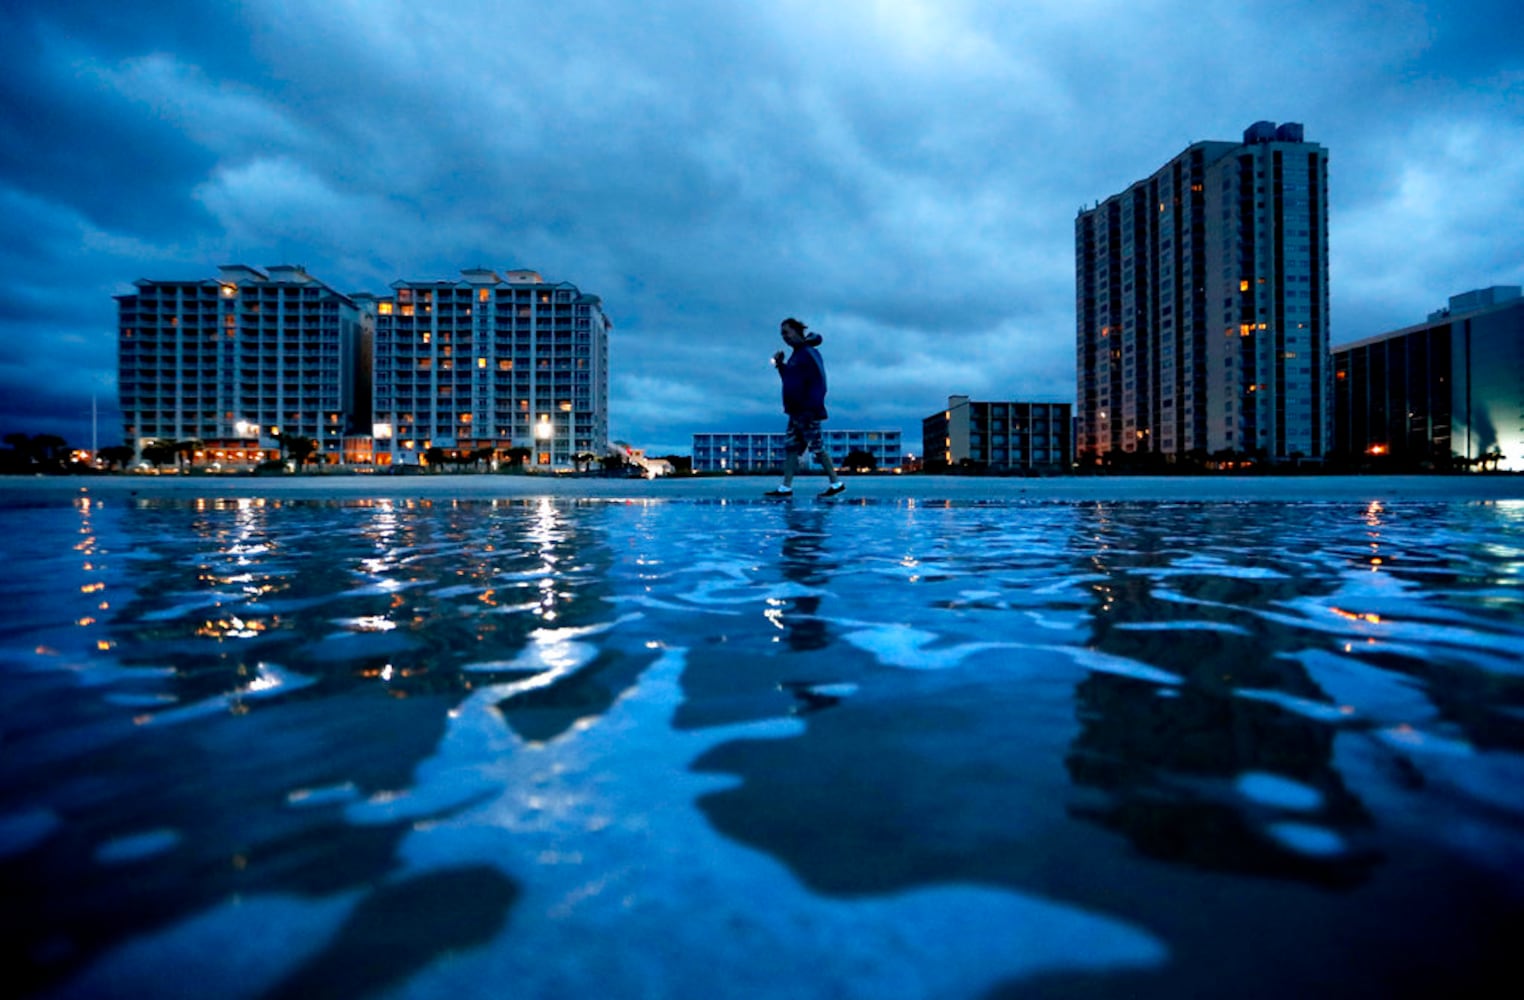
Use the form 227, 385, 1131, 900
0, 494, 1521, 997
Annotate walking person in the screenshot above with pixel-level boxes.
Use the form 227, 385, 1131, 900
767, 317, 844, 498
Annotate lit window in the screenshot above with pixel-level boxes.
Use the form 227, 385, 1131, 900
379, 302, 393, 315
1240, 280, 1250, 292
478, 357, 487, 368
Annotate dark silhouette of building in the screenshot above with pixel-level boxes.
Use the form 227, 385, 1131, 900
1332, 286, 1522, 471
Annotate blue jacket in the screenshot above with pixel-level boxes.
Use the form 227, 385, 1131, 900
779, 341, 828, 419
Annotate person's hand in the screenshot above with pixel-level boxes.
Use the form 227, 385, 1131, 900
772, 350, 786, 367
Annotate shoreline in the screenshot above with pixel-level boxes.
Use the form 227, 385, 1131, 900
3, 473, 1521, 503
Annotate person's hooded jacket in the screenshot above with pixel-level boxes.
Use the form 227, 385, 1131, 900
778, 332, 828, 419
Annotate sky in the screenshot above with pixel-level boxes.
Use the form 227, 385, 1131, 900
2, 0, 1521, 457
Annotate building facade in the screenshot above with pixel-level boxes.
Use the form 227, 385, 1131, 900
1075, 121, 1330, 466
692, 430, 904, 473
370, 269, 610, 468
117, 265, 366, 463
921, 396, 1072, 472
1333, 287, 1523, 471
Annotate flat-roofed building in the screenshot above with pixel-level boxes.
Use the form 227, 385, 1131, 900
1333, 286, 1523, 471
1076, 121, 1330, 466
692, 429, 904, 473
116, 264, 366, 464
922, 396, 1072, 472
371, 269, 610, 469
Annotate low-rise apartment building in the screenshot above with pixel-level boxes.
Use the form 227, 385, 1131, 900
922, 396, 1072, 472
692, 429, 905, 473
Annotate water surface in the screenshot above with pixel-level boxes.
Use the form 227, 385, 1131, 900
2, 492, 1521, 998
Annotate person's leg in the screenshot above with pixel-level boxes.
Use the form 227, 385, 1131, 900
814, 446, 838, 485
767, 419, 803, 494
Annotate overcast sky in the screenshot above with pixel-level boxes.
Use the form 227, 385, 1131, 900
2, 0, 1520, 456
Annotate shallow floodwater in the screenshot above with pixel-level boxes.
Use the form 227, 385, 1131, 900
2, 492, 1521, 998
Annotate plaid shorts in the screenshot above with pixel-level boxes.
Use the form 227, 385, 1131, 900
783, 414, 824, 456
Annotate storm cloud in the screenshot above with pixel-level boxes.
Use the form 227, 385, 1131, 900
2, 0, 1520, 454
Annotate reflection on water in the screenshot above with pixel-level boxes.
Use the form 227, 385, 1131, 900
0, 493, 1521, 997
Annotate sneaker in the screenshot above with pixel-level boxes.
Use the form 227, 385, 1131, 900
764, 485, 794, 497
818, 482, 845, 498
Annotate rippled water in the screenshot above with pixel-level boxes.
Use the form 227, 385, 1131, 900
2, 492, 1522, 998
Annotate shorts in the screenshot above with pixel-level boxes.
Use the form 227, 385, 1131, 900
784, 415, 824, 456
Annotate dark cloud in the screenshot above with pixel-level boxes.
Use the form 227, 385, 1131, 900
1, 0, 1520, 456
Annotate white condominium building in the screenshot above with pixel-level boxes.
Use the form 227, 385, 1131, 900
116, 264, 365, 461
1076, 121, 1330, 465
371, 269, 611, 468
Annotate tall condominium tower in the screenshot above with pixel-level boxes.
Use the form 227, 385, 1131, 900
1075, 121, 1330, 465
370, 269, 611, 468
117, 265, 366, 460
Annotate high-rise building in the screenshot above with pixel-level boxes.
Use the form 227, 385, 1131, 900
1333, 286, 1523, 471
1075, 121, 1330, 466
692, 430, 904, 473
921, 396, 1071, 472
370, 269, 610, 468
117, 264, 366, 462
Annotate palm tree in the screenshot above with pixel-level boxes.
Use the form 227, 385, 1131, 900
843, 448, 876, 473
33, 434, 68, 466
99, 444, 136, 471
141, 440, 177, 469
175, 438, 205, 469
287, 435, 319, 471
2, 432, 37, 473
503, 446, 532, 472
